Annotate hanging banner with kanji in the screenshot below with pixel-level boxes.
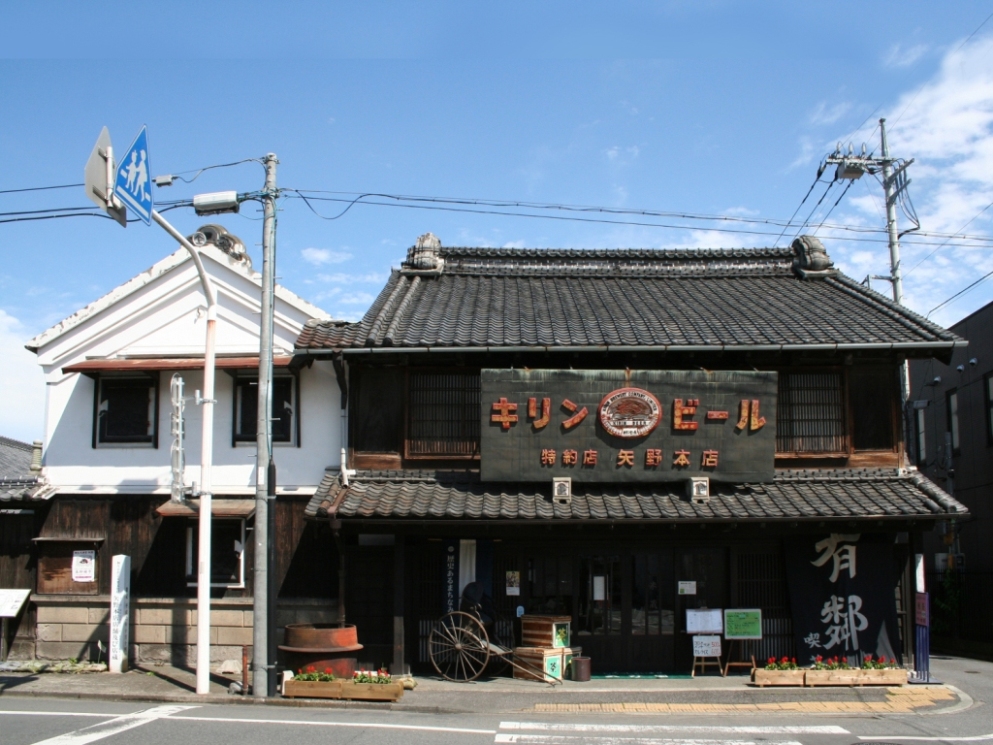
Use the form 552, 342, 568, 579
480, 369, 777, 482
784, 534, 903, 666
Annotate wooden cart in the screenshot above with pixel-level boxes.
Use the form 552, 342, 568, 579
427, 597, 565, 685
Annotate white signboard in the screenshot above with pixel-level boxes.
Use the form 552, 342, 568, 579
692, 634, 722, 657
0, 589, 31, 618
593, 575, 606, 601
72, 550, 96, 582
678, 580, 697, 595
109, 555, 130, 673
686, 608, 723, 634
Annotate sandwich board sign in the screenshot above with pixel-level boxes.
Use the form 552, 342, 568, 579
114, 126, 152, 225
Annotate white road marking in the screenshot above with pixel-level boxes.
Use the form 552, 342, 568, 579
495, 737, 804, 745
0, 709, 495, 735
25, 705, 198, 745
164, 714, 495, 735
501, 723, 849, 734
0, 712, 110, 718
858, 735, 993, 742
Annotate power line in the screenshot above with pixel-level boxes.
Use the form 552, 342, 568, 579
0, 183, 84, 196
788, 180, 836, 244
811, 180, 856, 236
771, 174, 826, 248
904, 198, 993, 277
928, 262, 993, 316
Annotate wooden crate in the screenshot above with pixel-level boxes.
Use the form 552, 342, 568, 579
751, 669, 805, 687
513, 646, 565, 683
521, 615, 572, 648
282, 678, 404, 701
805, 669, 906, 687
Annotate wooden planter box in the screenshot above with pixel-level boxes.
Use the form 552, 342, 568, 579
282, 679, 404, 701
805, 669, 906, 687
751, 669, 805, 687
521, 615, 572, 648
513, 646, 565, 683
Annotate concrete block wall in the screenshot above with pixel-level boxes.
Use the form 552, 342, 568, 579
29, 596, 338, 671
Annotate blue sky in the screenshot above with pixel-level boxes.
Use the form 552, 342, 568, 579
2, 2, 992, 442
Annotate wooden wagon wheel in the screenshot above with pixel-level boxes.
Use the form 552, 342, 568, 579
428, 611, 492, 682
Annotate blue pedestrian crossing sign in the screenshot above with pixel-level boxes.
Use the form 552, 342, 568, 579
114, 126, 152, 225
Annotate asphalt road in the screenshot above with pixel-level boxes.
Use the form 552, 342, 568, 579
1, 656, 989, 745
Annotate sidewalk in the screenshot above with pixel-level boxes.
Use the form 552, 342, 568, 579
0, 664, 964, 716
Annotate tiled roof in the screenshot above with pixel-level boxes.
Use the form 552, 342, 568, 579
304, 468, 967, 523
0, 436, 32, 479
296, 241, 958, 352
0, 436, 41, 503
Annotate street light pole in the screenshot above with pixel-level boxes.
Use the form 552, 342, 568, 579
253, 153, 278, 698
150, 209, 216, 696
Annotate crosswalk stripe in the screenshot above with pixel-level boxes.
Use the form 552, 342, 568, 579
495, 736, 804, 745
26, 705, 198, 745
500, 723, 849, 735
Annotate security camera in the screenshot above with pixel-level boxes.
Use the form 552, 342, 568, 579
969, 358, 978, 366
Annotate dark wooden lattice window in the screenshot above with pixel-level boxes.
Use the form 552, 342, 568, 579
406, 370, 480, 459
776, 372, 846, 454
850, 368, 896, 451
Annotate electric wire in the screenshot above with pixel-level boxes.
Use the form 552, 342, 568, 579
928, 264, 993, 317
904, 198, 993, 277
163, 158, 266, 184
771, 174, 826, 247
0, 183, 84, 196
788, 180, 837, 245
811, 180, 856, 236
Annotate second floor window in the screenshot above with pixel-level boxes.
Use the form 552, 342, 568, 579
947, 389, 960, 454
94, 375, 158, 447
233, 374, 297, 445
776, 372, 846, 454
406, 370, 480, 459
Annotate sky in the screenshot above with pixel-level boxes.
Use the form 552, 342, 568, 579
2, 1, 992, 443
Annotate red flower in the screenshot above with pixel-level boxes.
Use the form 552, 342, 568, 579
307, 666, 316, 673
324, 668, 332, 675
890, 658, 896, 665
816, 655, 823, 662
768, 657, 775, 664
791, 657, 796, 664
865, 654, 873, 661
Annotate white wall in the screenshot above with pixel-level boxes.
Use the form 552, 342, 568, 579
35, 246, 340, 495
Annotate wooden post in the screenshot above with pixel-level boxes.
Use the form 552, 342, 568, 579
391, 534, 405, 675
722, 639, 757, 677
1, 618, 8, 662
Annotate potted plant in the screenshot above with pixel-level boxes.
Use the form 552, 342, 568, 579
283, 667, 405, 701
805, 655, 906, 687
752, 656, 805, 687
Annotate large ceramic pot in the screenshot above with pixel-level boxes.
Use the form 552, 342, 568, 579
279, 624, 363, 678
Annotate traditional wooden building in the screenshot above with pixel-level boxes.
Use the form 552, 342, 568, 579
298, 234, 969, 674
5, 227, 342, 666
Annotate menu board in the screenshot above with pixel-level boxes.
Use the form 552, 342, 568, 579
686, 608, 723, 634
724, 609, 763, 639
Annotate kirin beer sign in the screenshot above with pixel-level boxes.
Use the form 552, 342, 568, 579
480, 369, 777, 484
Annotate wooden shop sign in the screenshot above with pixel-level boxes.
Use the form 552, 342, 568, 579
481, 369, 777, 483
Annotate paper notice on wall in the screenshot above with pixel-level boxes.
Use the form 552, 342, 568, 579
593, 575, 606, 601
506, 570, 521, 596
72, 550, 96, 582
678, 580, 697, 595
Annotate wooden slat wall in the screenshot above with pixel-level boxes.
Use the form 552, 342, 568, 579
776, 372, 846, 454
406, 371, 480, 458
275, 498, 335, 599
733, 548, 795, 661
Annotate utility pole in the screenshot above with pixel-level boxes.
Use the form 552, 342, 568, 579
253, 153, 278, 698
823, 118, 916, 450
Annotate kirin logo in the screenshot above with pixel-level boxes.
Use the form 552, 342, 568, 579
598, 388, 662, 438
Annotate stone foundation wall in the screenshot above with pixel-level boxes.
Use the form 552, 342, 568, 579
29, 595, 338, 671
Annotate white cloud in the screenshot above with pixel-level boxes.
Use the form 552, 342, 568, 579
301, 247, 352, 265
337, 292, 376, 306
832, 34, 993, 322
502, 240, 526, 249
809, 101, 852, 127
604, 145, 640, 164
789, 137, 816, 170
316, 272, 385, 284
722, 206, 759, 217
0, 310, 45, 443
883, 43, 929, 68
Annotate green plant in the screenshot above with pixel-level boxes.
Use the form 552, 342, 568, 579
765, 656, 798, 670
860, 654, 898, 669
294, 666, 336, 682
352, 669, 392, 684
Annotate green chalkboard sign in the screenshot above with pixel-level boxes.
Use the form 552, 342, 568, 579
723, 609, 762, 639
